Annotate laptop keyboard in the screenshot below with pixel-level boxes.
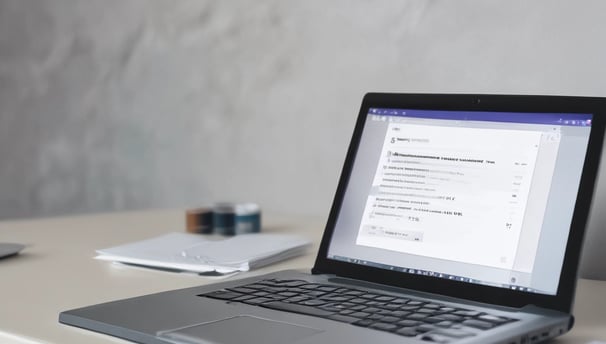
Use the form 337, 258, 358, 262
199, 278, 517, 342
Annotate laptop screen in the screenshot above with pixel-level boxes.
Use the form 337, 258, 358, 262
327, 108, 593, 296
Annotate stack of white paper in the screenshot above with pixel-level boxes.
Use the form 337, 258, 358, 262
95, 232, 311, 274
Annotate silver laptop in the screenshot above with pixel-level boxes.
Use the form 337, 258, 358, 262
60, 93, 606, 344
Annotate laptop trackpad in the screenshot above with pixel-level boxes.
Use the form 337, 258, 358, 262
157, 315, 323, 344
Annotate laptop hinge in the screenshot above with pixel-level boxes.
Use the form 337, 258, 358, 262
311, 267, 325, 275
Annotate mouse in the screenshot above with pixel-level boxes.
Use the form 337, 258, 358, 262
0, 243, 25, 259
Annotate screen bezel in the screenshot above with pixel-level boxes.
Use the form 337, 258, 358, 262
312, 93, 606, 313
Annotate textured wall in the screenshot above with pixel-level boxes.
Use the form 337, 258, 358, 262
2, 0, 606, 222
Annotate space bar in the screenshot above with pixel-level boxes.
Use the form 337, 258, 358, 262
260, 301, 334, 317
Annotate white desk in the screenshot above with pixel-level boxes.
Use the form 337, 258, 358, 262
0, 210, 605, 343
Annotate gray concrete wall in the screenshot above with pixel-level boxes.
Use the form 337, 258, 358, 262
4, 0, 606, 219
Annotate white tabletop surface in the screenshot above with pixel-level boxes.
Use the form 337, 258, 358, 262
0, 209, 604, 344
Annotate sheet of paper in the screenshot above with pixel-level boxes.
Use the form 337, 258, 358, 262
95, 232, 311, 274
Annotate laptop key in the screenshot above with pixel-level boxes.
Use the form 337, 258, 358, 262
397, 319, 421, 327
361, 293, 381, 299
461, 319, 495, 330
369, 322, 399, 332
200, 290, 242, 300
363, 307, 381, 313
424, 316, 446, 324
392, 298, 409, 304
366, 314, 384, 320
282, 296, 308, 303
352, 319, 374, 327
400, 305, 422, 311
366, 300, 387, 306
334, 302, 356, 309
424, 303, 443, 309
266, 295, 289, 302
407, 313, 429, 320
454, 310, 482, 317
318, 304, 342, 312
227, 287, 256, 294
389, 310, 410, 318
264, 287, 288, 293
350, 298, 368, 304
231, 295, 256, 302
242, 297, 274, 305
396, 327, 418, 337
260, 301, 334, 317
278, 280, 308, 287
433, 314, 464, 322
321, 295, 352, 302
383, 303, 401, 310
435, 321, 455, 328
377, 316, 400, 323
416, 324, 439, 333
350, 311, 371, 318
257, 279, 281, 285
